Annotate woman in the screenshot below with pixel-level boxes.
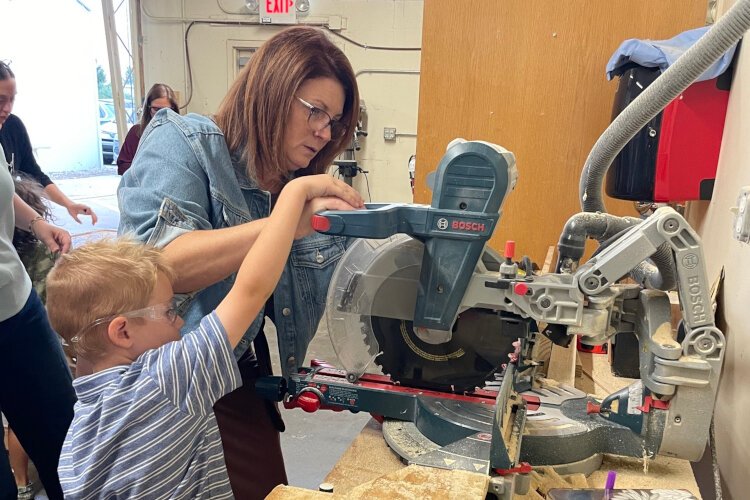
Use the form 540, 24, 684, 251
0, 141, 76, 500
4, 173, 59, 500
0, 61, 98, 225
116, 83, 180, 175
118, 26, 361, 498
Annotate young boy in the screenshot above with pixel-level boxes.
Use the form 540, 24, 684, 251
45, 175, 363, 499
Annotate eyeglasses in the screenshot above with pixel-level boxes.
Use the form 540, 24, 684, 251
295, 97, 347, 140
150, 106, 170, 115
71, 298, 179, 343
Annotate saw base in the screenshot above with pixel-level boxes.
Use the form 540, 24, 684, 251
380, 383, 642, 475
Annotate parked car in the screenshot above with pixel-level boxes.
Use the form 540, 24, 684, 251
98, 99, 133, 165
99, 98, 137, 126
100, 120, 120, 165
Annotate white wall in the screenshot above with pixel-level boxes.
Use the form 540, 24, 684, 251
686, 1, 750, 498
0, 0, 101, 173
138, 0, 423, 203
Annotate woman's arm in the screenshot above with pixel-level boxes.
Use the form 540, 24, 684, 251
162, 194, 351, 293
42, 183, 98, 224
7, 116, 97, 223
163, 219, 266, 293
44, 183, 99, 224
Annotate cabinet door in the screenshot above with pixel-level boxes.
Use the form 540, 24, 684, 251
415, 0, 707, 263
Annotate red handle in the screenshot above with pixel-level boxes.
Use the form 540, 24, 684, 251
311, 214, 331, 232
296, 392, 321, 413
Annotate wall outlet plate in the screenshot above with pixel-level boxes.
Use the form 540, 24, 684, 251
383, 127, 396, 141
730, 185, 750, 243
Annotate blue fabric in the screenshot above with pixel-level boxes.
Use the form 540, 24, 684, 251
0, 290, 75, 500
59, 312, 240, 500
118, 110, 348, 376
606, 26, 737, 81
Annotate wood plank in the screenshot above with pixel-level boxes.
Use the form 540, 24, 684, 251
323, 419, 404, 494
345, 465, 489, 499
546, 344, 577, 386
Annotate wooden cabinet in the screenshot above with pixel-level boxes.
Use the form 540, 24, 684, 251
415, 0, 707, 263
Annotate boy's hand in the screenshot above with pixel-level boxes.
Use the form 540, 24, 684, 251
288, 175, 364, 209
295, 196, 359, 239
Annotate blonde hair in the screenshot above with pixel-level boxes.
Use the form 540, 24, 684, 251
46, 238, 175, 359
214, 26, 359, 185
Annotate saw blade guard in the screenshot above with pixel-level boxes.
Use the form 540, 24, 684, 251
326, 234, 423, 381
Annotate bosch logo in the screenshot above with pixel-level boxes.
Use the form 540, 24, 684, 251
437, 218, 449, 230
452, 220, 486, 233
682, 253, 699, 269
687, 276, 707, 322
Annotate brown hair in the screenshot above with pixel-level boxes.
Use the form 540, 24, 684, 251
214, 26, 359, 186
140, 83, 180, 132
0, 60, 14, 80
46, 238, 175, 359
12, 173, 52, 254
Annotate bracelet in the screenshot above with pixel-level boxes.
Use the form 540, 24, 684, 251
28, 215, 45, 235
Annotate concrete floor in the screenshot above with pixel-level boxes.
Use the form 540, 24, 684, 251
47, 174, 372, 492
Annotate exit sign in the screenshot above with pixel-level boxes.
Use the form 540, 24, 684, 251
260, 0, 297, 24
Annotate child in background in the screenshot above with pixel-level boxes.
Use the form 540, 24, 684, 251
45, 174, 362, 498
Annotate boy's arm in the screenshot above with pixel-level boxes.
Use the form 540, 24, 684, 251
147, 312, 241, 415
215, 176, 362, 348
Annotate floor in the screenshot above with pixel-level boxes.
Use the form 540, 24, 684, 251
41, 174, 372, 493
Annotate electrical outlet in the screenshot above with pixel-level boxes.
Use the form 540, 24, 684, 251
383, 127, 396, 142
730, 186, 750, 243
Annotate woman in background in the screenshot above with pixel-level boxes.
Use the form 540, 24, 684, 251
116, 83, 179, 175
0, 140, 75, 500
0, 61, 98, 225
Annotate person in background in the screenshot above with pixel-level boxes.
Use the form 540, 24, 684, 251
0, 141, 76, 500
116, 83, 180, 175
3, 173, 59, 500
118, 26, 360, 498
0, 61, 98, 225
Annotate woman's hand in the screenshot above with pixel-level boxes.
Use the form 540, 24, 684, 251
32, 220, 72, 255
295, 196, 360, 239
67, 202, 98, 225
288, 175, 364, 209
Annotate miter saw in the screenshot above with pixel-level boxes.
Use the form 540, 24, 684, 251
259, 139, 724, 499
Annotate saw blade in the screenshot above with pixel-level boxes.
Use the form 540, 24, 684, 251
368, 308, 518, 393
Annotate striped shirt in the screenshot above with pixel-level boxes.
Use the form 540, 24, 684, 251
58, 312, 241, 499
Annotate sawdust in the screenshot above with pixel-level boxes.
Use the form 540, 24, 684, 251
653, 322, 679, 348
587, 455, 700, 497
536, 377, 561, 388
266, 485, 332, 499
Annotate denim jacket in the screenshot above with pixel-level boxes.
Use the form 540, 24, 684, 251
117, 111, 347, 376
